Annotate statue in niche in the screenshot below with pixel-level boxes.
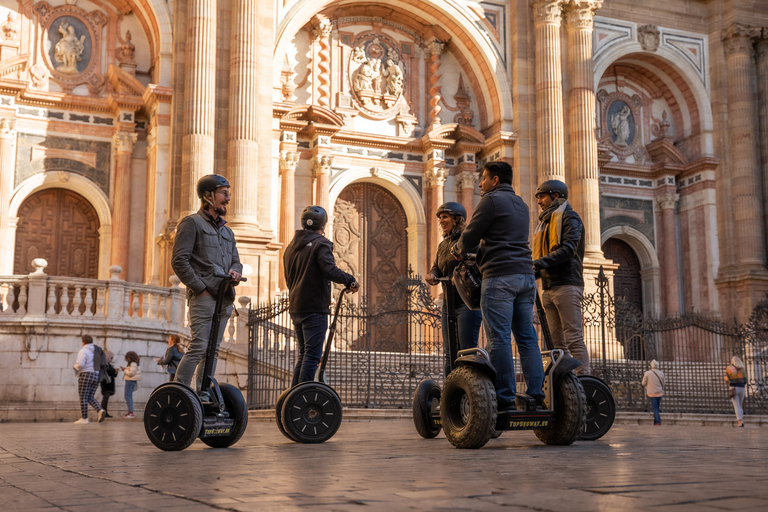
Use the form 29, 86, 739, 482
118, 30, 136, 62
2, 12, 18, 41
54, 22, 86, 74
384, 58, 403, 96
611, 105, 632, 146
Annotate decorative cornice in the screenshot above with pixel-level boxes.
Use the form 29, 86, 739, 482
722, 23, 760, 57
533, 0, 566, 25
565, 0, 603, 30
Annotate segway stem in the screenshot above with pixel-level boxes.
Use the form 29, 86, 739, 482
534, 288, 554, 351
436, 277, 460, 374
316, 286, 351, 383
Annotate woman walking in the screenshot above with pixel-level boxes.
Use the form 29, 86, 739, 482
725, 356, 747, 427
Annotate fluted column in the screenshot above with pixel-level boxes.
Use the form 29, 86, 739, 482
180, 0, 216, 215
722, 24, 766, 270
426, 39, 445, 133
656, 193, 681, 315
756, 34, 768, 252
226, 0, 259, 233
0, 118, 16, 274
458, 169, 477, 219
111, 131, 138, 279
312, 155, 333, 212
278, 149, 299, 290
533, 0, 566, 182
566, 0, 603, 258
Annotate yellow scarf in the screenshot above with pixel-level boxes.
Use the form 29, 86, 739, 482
533, 200, 568, 259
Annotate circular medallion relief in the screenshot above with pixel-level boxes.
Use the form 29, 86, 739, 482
348, 34, 406, 119
46, 16, 92, 76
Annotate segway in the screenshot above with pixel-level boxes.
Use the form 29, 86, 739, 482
275, 285, 353, 443
144, 274, 248, 451
413, 282, 587, 449
533, 293, 616, 441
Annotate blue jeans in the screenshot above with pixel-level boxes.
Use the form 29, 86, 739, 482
124, 380, 136, 413
650, 396, 662, 424
291, 313, 329, 386
441, 302, 483, 376
481, 274, 544, 408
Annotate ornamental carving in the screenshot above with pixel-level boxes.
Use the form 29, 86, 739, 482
565, 1, 603, 30
598, 89, 646, 163
2, 13, 19, 41
533, 0, 566, 25
348, 33, 407, 119
33, 2, 107, 93
722, 23, 760, 57
637, 25, 660, 52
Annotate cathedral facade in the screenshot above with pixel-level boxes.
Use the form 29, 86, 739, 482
1, 0, 768, 322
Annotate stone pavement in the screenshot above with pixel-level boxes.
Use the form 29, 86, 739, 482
1, 418, 766, 512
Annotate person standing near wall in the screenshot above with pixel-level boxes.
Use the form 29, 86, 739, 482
120, 351, 141, 418
642, 359, 665, 425
99, 349, 118, 418
725, 356, 747, 427
73, 335, 107, 424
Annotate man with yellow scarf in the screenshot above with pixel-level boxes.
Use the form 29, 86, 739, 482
532, 180, 589, 375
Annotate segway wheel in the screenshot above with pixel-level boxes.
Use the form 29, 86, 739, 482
144, 383, 203, 451
534, 372, 586, 446
412, 379, 441, 439
578, 375, 616, 441
440, 366, 497, 449
200, 383, 249, 448
275, 387, 296, 441
281, 382, 343, 443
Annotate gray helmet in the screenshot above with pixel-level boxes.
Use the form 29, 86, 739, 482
535, 180, 568, 200
301, 206, 328, 230
197, 174, 230, 198
436, 201, 467, 221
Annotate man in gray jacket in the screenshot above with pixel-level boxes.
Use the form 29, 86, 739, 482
171, 174, 242, 398
453, 161, 544, 411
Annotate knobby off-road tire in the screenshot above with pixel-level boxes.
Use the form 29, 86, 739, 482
578, 375, 616, 441
535, 371, 587, 446
144, 383, 203, 451
440, 366, 497, 449
200, 384, 249, 448
413, 380, 442, 439
275, 388, 296, 441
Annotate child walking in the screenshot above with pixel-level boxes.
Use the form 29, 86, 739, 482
121, 351, 141, 418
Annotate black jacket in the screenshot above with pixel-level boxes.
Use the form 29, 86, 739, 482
283, 229, 356, 315
454, 183, 534, 278
431, 229, 464, 307
533, 203, 585, 289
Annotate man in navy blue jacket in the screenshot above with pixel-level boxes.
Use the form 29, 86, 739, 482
284, 206, 359, 385
453, 161, 544, 410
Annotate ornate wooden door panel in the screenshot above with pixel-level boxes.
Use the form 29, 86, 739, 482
14, 189, 100, 278
602, 238, 643, 311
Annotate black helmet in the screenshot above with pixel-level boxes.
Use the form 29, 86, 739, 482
435, 201, 467, 220
535, 179, 568, 200
301, 206, 328, 230
197, 174, 230, 198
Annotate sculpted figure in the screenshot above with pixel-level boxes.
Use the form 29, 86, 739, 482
611, 105, 632, 146
353, 58, 377, 93
384, 58, 403, 96
54, 22, 86, 75
2, 12, 18, 41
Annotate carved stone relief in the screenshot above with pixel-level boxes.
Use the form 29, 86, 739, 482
348, 33, 407, 119
637, 24, 660, 52
598, 89, 647, 163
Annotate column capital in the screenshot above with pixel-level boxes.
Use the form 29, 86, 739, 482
722, 23, 760, 57
311, 154, 333, 177
533, 0, 566, 25
112, 131, 137, 153
0, 117, 16, 139
279, 150, 300, 172
655, 192, 679, 211
311, 14, 332, 40
426, 166, 447, 188
427, 38, 445, 57
565, 0, 603, 30
756, 33, 768, 60
458, 169, 477, 190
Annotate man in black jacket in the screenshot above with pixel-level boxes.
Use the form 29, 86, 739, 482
532, 180, 589, 375
284, 206, 359, 385
452, 161, 544, 410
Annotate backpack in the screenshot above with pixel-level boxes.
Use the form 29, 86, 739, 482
453, 259, 482, 310
93, 345, 112, 384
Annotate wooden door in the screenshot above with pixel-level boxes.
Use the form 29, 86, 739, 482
602, 238, 643, 311
14, 189, 100, 278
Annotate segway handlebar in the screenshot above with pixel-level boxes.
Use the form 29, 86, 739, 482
316, 284, 357, 382
213, 272, 247, 282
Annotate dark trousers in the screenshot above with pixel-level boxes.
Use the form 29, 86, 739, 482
650, 396, 662, 424
100, 391, 113, 411
291, 313, 329, 386
441, 302, 483, 376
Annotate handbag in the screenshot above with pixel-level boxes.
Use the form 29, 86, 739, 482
728, 387, 735, 399
453, 259, 482, 310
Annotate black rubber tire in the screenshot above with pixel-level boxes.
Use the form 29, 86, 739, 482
440, 366, 496, 449
578, 375, 616, 441
535, 371, 587, 446
200, 384, 249, 448
275, 388, 296, 441
490, 429, 503, 439
412, 380, 442, 439
144, 383, 203, 451
281, 382, 343, 443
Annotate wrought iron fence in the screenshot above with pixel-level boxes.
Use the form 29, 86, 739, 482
248, 267, 768, 415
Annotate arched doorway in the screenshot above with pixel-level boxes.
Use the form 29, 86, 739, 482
333, 182, 408, 304
14, 189, 100, 278
602, 238, 643, 311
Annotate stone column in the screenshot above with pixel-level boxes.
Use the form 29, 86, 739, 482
533, 0, 566, 182
458, 169, 477, 219
226, 0, 259, 234
180, 0, 216, 215
566, 0, 603, 258
427, 165, 447, 277
426, 39, 445, 133
722, 24, 765, 271
311, 15, 332, 108
312, 155, 333, 212
278, 149, 299, 290
756, 34, 768, 253
656, 193, 680, 315
110, 131, 138, 280
0, 118, 16, 274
